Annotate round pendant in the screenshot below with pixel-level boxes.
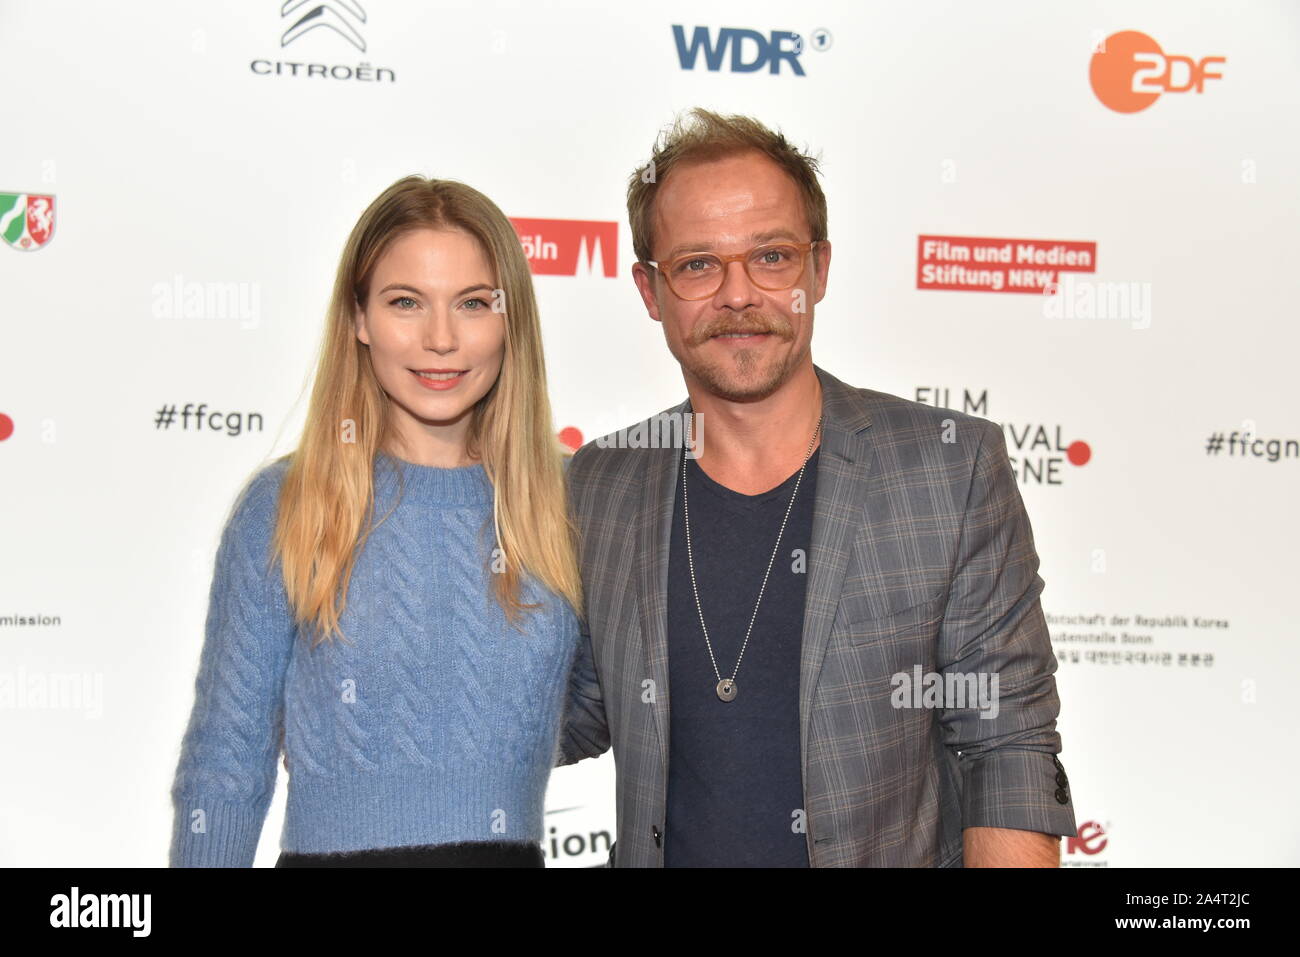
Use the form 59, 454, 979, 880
716, 678, 737, 702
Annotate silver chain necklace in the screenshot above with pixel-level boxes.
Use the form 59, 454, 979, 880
682, 413, 823, 703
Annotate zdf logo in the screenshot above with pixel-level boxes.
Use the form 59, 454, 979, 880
1089, 30, 1224, 113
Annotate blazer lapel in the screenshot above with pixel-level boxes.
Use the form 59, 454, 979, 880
634, 398, 690, 780
799, 367, 874, 789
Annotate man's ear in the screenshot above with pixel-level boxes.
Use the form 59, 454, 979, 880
812, 240, 832, 306
631, 262, 662, 323
353, 302, 370, 345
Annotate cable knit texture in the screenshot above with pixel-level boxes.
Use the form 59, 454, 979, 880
169, 451, 580, 867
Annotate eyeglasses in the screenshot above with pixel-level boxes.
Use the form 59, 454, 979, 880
645, 241, 821, 301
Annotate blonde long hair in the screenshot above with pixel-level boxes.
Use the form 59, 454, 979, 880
273, 175, 582, 644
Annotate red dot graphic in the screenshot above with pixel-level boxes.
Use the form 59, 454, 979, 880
1067, 440, 1091, 466
558, 426, 583, 451
0, 413, 13, 441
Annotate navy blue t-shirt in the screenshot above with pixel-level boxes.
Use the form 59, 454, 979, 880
664, 446, 819, 867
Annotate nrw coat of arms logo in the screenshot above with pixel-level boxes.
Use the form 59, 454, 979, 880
0, 193, 56, 251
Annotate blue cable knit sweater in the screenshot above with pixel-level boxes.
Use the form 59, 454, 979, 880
169, 451, 581, 866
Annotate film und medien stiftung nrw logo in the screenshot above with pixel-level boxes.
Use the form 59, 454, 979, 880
250, 1, 397, 83
672, 25, 832, 75
0, 193, 55, 251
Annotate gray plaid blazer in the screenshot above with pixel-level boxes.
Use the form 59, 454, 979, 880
557, 364, 1077, 866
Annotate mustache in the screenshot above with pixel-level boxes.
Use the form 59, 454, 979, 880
689, 312, 794, 345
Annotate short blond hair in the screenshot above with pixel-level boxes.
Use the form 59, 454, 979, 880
627, 108, 828, 263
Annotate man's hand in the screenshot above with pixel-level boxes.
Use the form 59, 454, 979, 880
963, 826, 1060, 867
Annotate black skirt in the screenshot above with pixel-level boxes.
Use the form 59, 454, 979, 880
275, 841, 544, 868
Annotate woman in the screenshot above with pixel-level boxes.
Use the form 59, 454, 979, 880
168, 176, 583, 867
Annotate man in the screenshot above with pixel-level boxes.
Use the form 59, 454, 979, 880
558, 109, 1076, 867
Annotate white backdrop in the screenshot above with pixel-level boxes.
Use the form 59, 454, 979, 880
2, 0, 1297, 867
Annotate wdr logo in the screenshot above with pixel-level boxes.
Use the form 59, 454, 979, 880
672, 26, 829, 75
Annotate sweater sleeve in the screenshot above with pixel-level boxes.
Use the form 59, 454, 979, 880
168, 462, 297, 867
